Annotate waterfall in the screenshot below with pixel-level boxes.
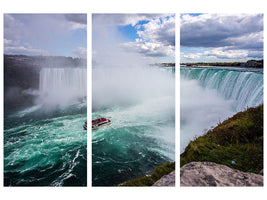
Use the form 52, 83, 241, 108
181, 68, 263, 111
38, 68, 87, 106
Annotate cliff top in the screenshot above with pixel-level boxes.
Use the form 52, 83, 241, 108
181, 105, 263, 174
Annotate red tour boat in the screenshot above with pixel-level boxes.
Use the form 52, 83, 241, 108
92, 117, 111, 130
83, 117, 111, 130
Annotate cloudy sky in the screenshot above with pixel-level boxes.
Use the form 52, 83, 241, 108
4, 14, 87, 58
180, 13, 263, 63
92, 14, 175, 64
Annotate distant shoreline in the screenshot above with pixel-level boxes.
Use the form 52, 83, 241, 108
180, 59, 263, 68
151, 63, 175, 67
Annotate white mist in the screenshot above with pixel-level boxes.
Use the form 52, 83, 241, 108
180, 78, 234, 152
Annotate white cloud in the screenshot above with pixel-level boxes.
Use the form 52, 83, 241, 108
181, 13, 263, 49
181, 47, 261, 62
4, 14, 26, 40
93, 14, 169, 27
4, 14, 87, 57
5, 46, 51, 56
224, 31, 263, 50
73, 47, 87, 58
4, 37, 50, 56
4, 39, 12, 45
180, 13, 263, 61
202, 48, 248, 59
93, 14, 175, 62
137, 15, 175, 46
4, 38, 20, 46
69, 21, 87, 30
122, 15, 175, 58
181, 53, 200, 60
123, 39, 174, 57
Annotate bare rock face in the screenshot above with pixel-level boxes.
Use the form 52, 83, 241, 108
180, 162, 263, 187
153, 171, 175, 187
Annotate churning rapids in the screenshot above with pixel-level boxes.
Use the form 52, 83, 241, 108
180, 66, 263, 151
4, 67, 87, 186
92, 65, 175, 186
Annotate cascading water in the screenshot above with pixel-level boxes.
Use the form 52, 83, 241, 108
4, 67, 87, 186
181, 68, 263, 111
38, 68, 87, 107
180, 66, 263, 151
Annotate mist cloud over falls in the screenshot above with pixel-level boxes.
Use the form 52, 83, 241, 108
93, 65, 174, 110
92, 14, 175, 110
180, 78, 234, 151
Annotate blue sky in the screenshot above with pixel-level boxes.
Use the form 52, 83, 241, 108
180, 13, 263, 63
92, 14, 175, 64
4, 14, 87, 58
117, 20, 151, 42
118, 24, 140, 42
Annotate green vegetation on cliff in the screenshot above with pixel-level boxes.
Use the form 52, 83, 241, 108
120, 162, 175, 186
181, 105, 263, 174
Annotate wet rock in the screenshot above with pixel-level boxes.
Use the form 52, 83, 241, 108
180, 162, 263, 186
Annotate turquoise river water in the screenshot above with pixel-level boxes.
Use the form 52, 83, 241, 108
4, 67, 87, 186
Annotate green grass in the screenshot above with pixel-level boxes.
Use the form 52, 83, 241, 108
181, 105, 263, 174
120, 162, 175, 186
